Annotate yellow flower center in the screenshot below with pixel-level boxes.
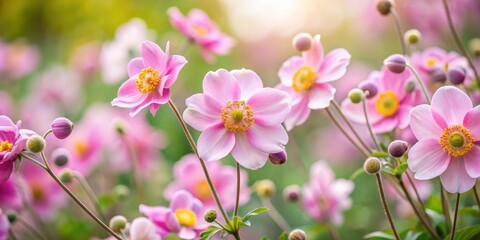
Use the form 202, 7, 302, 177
74, 140, 88, 158
439, 125, 475, 157
221, 100, 254, 133
375, 91, 399, 117
292, 66, 316, 92
425, 57, 438, 68
0, 141, 12, 152
191, 25, 208, 37
31, 184, 44, 201
174, 209, 197, 227
194, 180, 212, 201
136, 67, 160, 94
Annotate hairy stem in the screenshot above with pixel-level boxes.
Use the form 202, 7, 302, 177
376, 173, 400, 240
332, 100, 372, 153
450, 193, 461, 240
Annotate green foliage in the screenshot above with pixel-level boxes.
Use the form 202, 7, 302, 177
443, 224, 480, 240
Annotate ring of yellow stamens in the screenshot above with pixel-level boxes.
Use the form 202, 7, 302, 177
439, 125, 475, 157
191, 25, 208, 37
174, 209, 197, 227
425, 57, 438, 68
194, 180, 212, 201
292, 66, 316, 92
375, 90, 399, 117
136, 67, 160, 94
221, 100, 254, 133
0, 141, 12, 152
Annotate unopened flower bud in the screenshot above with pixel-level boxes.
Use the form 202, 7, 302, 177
109, 215, 127, 233
269, 151, 287, 165
59, 169, 73, 184
384, 54, 406, 73
376, 0, 392, 16
404, 29, 421, 45
289, 229, 307, 240
113, 185, 130, 200
364, 157, 382, 174
468, 38, 480, 57
405, 80, 416, 93
52, 148, 70, 167
283, 185, 302, 203
204, 209, 217, 223
431, 69, 446, 83
51, 117, 74, 139
114, 120, 126, 135
348, 88, 364, 104
26, 135, 45, 153
254, 179, 276, 198
6, 211, 16, 223
388, 140, 408, 158
292, 33, 313, 52
359, 82, 378, 99
447, 66, 466, 85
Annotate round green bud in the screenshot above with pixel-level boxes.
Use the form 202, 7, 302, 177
364, 157, 382, 174
404, 29, 421, 45
109, 215, 127, 233
26, 135, 46, 153
6, 211, 17, 223
59, 169, 73, 184
348, 88, 364, 104
113, 185, 130, 200
204, 209, 217, 223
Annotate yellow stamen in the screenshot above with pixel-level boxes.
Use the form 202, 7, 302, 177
221, 100, 254, 133
191, 25, 208, 37
31, 184, 44, 201
136, 67, 160, 94
292, 66, 316, 92
0, 141, 12, 152
425, 57, 437, 68
175, 209, 197, 227
439, 125, 475, 157
194, 180, 212, 201
375, 91, 399, 117
74, 140, 88, 157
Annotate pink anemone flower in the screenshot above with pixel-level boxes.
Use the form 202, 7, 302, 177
276, 34, 351, 130
0, 116, 31, 183
0, 209, 8, 240
408, 86, 480, 193
183, 69, 291, 170
112, 41, 187, 117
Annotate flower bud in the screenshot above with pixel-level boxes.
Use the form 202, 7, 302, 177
447, 66, 466, 85
468, 38, 480, 57
283, 185, 302, 203
59, 169, 73, 184
364, 157, 382, 175
431, 69, 446, 83
26, 135, 45, 153
113, 185, 130, 200
388, 140, 408, 158
376, 0, 393, 16
109, 215, 128, 233
6, 211, 16, 223
348, 88, 364, 104
404, 29, 421, 45
254, 180, 276, 198
384, 54, 406, 73
359, 82, 378, 99
51, 117, 74, 139
269, 151, 287, 165
52, 148, 70, 167
204, 209, 217, 223
114, 120, 126, 135
405, 80, 416, 93
289, 229, 307, 240
292, 33, 313, 52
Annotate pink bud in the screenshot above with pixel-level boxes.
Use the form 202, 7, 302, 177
384, 54, 406, 73
51, 117, 74, 139
269, 151, 287, 165
292, 33, 312, 52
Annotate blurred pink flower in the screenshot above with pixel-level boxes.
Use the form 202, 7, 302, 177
164, 154, 250, 212
183, 69, 291, 170
342, 67, 422, 134
140, 190, 208, 239
0, 209, 8, 240
408, 86, 480, 193
0, 92, 13, 116
129, 217, 161, 240
168, 7, 235, 63
112, 41, 187, 117
69, 41, 101, 80
0, 178, 22, 212
302, 161, 354, 225
0, 40, 39, 80
276, 34, 351, 130
0, 116, 30, 183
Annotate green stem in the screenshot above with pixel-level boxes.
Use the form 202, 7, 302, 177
473, 184, 480, 207
327, 223, 341, 240
120, 135, 144, 204
332, 100, 372, 153
16, 217, 47, 240
441, 183, 452, 234
286, 136, 308, 180
72, 171, 108, 222
233, 163, 241, 218
390, 8, 407, 55
260, 197, 290, 232
450, 193, 461, 240
406, 64, 431, 104
361, 98, 380, 151
405, 172, 428, 214
20, 153, 47, 170
375, 173, 400, 240
8, 228, 17, 240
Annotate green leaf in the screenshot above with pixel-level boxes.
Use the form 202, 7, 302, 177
382, 166, 396, 176
242, 207, 269, 222
459, 206, 480, 217
364, 231, 396, 240
200, 226, 222, 240
372, 151, 390, 158
350, 167, 365, 181
278, 231, 288, 240
230, 216, 249, 232
443, 224, 480, 240
394, 162, 408, 175
220, 230, 228, 238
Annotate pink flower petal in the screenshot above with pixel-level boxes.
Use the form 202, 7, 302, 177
408, 138, 450, 180
378, 67, 410, 100
184, 94, 223, 131
178, 227, 196, 240
128, 90, 170, 117
198, 124, 235, 161
396, 105, 411, 129
440, 157, 476, 193
246, 124, 288, 153
202, 69, 240, 105
170, 190, 193, 211
128, 57, 145, 77
278, 56, 305, 87
165, 54, 188, 88
409, 105, 443, 140
231, 69, 263, 99
165, 211, 181, 232
111, 78, 148, 108
372, 115, 398, 134
308, 83, 335, 109
463, 105, 480, 140
302, 34, 324, 71
248, 88, 291, 126
0, 116, 15, 127
341, 98, 383, 124
231, 133, 268, 170
283, 94, 311, 131
463, 146, 480, 178
317, 48, 351, 83
0, 162, 13, 183
431, 86, 472, 125
141, 41, 165, 70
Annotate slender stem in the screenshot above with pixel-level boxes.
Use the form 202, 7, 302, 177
120, 135, 144, 204
473, 185, 480, 207
16, 217, 47, 240
214, 220, 229, 231
167, 100, 230, 224
405, 172, 427, 212
327, 223, 340, 240
375, 173, 400, 240
406, 64, 431, 104
39, 152, 123, 240
72, 171, 107, 222
325, 108, 369, 157
233, 163, 241, 218
390, 8, 407, 56
441, 183, 452, 233
8, 229, 17, 240
260, 197, 290, 232
450, 193, 461, 240
233, 231, 241, 240
20, 153, 47, 170
361, 98, 380, 151
442, 0, 480, 86
42, 130, 53, 139
332, 100, 372, 153
286, 136, 308, 179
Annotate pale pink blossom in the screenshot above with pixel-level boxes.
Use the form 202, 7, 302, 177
276, 34, 351, 130
0, 40, 39, 80
0, 178, 22, 212
0, 116, 31, 183
0, 209, 8, 240
302, 161, 354, 225
129, 217, 161, 240
408, 86, 480, 193
183, 69, 291, 170
111, 41, 187, 117
168, 7, 235, 63
0, 92, 13, 116
69, 41, 101, 80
